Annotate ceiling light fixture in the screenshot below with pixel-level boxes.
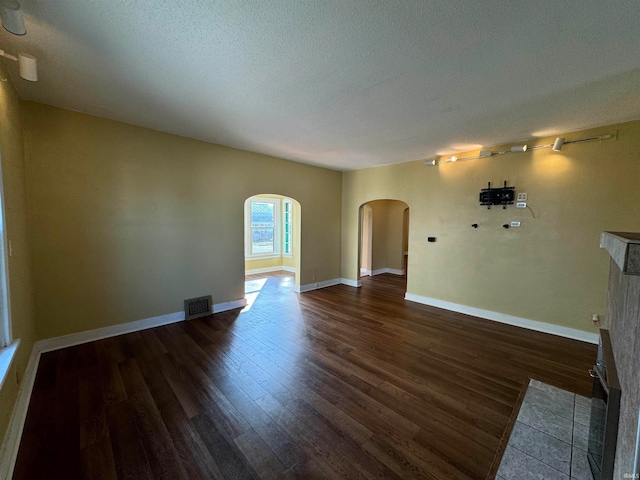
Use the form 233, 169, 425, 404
0, 0, 25, 35
0, 48, 37, 81
424, 133, 614, 167
552, 137, 565, 151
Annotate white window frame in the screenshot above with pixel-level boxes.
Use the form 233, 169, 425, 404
245, 196, 281, 259
283, 200, 293, 258
0, 150, 17, 395
0, 154, 10, 349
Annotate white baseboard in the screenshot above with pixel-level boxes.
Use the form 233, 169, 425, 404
371, 268, 405, 276
295, 278, 342, 293
37, 311, 186, 354
404, 293, 599, 344
245, 266, 296, 275
0, 295, 248, 478
37, 298, 248, 355
0, 341, 41, 480
341, 278, 363, 288
360, 268, 372, 276
212, 298, 247, 313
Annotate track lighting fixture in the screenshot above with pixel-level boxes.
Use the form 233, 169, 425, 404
0, 48, 37, 81
0, 0, 25, 36
425, 133, 614, 167
552, 137, 565, 151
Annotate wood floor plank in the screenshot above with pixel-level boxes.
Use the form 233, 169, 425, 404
13, 272, 596, 479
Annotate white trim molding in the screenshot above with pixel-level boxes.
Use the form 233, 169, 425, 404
340, 278, 363, 288
371, 268, 405, 276
245, 266, 296, 275
36, 311, 185, 354
41, 298, 247, 354
212, 298, 247, 313
0, 341, 39, 480
404, 293, 599, 344
295, 278, 342, 293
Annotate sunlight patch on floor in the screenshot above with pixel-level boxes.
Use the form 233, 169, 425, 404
242, 278, 268, 312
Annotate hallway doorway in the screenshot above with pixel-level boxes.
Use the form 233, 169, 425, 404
358, 199, 409, 294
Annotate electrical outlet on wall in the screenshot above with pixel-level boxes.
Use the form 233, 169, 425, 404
517, 192, 527, 201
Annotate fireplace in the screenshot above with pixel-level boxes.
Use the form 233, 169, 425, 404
587, 329, 621, 480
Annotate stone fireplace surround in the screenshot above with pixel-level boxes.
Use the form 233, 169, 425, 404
599, 232, 640, 479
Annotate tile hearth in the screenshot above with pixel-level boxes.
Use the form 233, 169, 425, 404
497, 379, 592, 480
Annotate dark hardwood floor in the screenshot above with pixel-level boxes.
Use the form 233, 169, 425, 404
13, 272, 596, 479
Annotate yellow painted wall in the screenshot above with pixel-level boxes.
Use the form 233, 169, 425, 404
0, 67, 37, 447
365, 199, 406, 272
22, 103, 341, 339
342, 121, 640, 333
245, 256, 284, 271
370, 200, 389, 271
385, 201, 407, 272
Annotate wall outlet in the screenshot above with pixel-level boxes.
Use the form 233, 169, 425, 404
510, 221, 521, 227
592, 314, 600, 325
516, 202, 527, 208
517, 193, 528, 201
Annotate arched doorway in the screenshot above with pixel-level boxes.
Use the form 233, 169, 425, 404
244, 194, 301, 287
358, 199, 409, 293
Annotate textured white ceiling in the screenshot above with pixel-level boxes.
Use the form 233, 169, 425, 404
2, 0, 640, 170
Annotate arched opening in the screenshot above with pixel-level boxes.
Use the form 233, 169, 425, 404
243, 194, 301, 302
358, 199, 409, 294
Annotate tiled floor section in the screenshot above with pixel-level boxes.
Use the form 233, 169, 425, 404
497, 379, 592, 480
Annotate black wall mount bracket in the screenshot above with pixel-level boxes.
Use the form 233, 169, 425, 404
479, 181, 515, 209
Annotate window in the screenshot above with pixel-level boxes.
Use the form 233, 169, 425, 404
283, 200, 292, 256
0, 157, 9, 349
246, 197, 280, 258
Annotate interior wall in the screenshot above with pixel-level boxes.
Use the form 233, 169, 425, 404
360, 204, 372, 273
342, 120, 640, 334
369, 200, 389, 271
0, 67, 36, 448
22, 102, 341, 339
385, 201, 407, 272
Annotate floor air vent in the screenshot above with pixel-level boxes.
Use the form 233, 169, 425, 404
184, 295, 213, 320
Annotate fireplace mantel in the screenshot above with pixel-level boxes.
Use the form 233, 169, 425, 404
600, 231, 640, 275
